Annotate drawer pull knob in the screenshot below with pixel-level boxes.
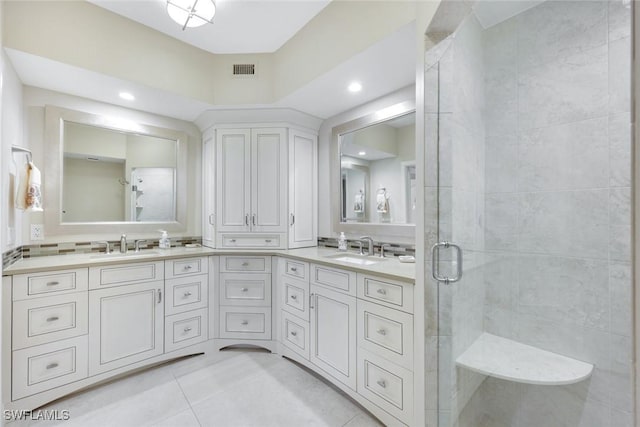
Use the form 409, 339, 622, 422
290, 267, 298, 272
265, 239, 272, 243
46, 316, 60, 322
290, 295, 297, 300
46, 281, 60, 287
376, 288, 387, 295
377, 380, 386, 388
241, 320, 249, 325
230, 239, 237, 243
376, 329, 387, 336
184, 291, 192, 297
46, 363, 59, 370
184, 326, 192, 332
184, 265, 193, 270
242, 262, 249, 267
290, 331, 297, 337
241, 287, 249, 292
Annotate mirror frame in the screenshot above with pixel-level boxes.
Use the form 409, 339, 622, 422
44, 105, 188, 236
331, 100, 416, 238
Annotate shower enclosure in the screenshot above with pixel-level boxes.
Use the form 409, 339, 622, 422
424, 1, 633, 426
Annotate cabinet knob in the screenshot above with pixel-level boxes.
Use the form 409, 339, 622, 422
290, 267, 298, 272
241, 320, 249, 325
184, 326, 192, 332
265, 239, 272, 243
290, 331, 297, 337
242, 262, 249, 266
376, 329, 387, 336
376, 288, 387, 295
184, 291, 192, 297
46, 281, 60, 287
240, 287, 249, 292
230, 239, 237, 243
377, 380, 386, 388
290, 294, 297, 300
46, 363, 59, 370
184, 265, 193, 270
46, 316, 60, 322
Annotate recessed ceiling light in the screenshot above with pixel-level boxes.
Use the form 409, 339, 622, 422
358, 151, 366, 156
119, 92, 135, 101
348, 82, 363, 93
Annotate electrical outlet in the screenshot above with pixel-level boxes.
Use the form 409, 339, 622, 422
30, 224, 44, 241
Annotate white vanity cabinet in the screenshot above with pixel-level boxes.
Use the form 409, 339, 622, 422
203, 126, 317, 250
88, 262, 165, 375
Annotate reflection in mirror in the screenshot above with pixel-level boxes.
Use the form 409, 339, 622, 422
340, 112, 415, 224
62, 122, 177, 223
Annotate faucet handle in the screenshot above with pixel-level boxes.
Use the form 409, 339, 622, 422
379, 244, 391, 258
95, 241, 111, 254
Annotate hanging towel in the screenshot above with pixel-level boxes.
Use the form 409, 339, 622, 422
15, 163, 29, 210
353, 191, 364, 213
24, 162, 43, 212
376, 192, 389, 214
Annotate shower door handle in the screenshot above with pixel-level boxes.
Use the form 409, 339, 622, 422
431, 241, 463, 284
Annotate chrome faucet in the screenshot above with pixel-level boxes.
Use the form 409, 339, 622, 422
120, 234, 127, 254
96, 241, 111, 254
359, 236, 374, 256
134, 239, 147, 253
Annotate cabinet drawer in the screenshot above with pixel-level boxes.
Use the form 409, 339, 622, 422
220, 273, 271, 306
165, 309, 207, 353
219, 307, 271, 340
357, 348, 413, 425
165, 257, 208, 279
281, 311, 309, 360
357, 300, 413, 370
12, 335, 88, 400
220, 256, 271, 273
357, 274, 414, 314
166, 274, 208, 316
220, 235, 281, 248
281, 276, 309, 321
13, 269, 88, 301
13, 292, 88, 350
282, 259, 309, 281
89, 261, 164, 289
311, 264, 356, 296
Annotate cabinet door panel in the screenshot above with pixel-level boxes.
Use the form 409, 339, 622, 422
89, 281, 164, 375
288, 130, 317, 248
309, 285, 356, 390
217, 129, 251, 232
251, 128, 286, 232
202, 129, 216, 248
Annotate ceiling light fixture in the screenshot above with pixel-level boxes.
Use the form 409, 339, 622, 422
348, 82, 363, 93
119, 92, 135, 101
167, 0, 216, 30
358, 151, 366, 156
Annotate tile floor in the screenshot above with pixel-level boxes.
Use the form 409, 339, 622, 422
14, 349, 383, 427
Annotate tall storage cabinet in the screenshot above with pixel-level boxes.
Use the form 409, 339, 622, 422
203, 125, 317, 250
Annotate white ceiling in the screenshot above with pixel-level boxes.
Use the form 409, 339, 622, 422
87, 0, 331, 54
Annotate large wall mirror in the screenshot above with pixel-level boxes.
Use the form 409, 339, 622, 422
331, 100, 416, 238
44, 106, 188, 235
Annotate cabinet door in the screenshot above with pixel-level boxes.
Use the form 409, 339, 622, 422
89, 281, 164, 375
216, 129, 251, 232
288, 129, 317, 248
251, 128, 287, 233
309, 284, 357, 390
202, 128, 216, 248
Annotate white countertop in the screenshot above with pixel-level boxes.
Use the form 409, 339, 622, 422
3, 246, 415, 282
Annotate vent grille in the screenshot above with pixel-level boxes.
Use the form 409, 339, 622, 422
233, 64, 256, 76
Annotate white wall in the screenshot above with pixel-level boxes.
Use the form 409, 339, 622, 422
19, 86, 202, 244
317, 85, 415, 242
1, 51, 25, 253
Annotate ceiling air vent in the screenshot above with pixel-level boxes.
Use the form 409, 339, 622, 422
233, 64, 256, 77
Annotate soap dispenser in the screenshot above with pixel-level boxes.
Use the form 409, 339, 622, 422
338, 232, 348, 252
159, 230, 170, 249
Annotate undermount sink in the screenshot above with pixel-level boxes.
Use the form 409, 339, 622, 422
90, 250, 160, 260
324, 253, 387, 266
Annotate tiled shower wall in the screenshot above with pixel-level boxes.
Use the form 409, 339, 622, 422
454, 1, 632, 426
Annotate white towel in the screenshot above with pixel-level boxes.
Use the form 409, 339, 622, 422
25, 162, 43, 212
15, 163, 29, 210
